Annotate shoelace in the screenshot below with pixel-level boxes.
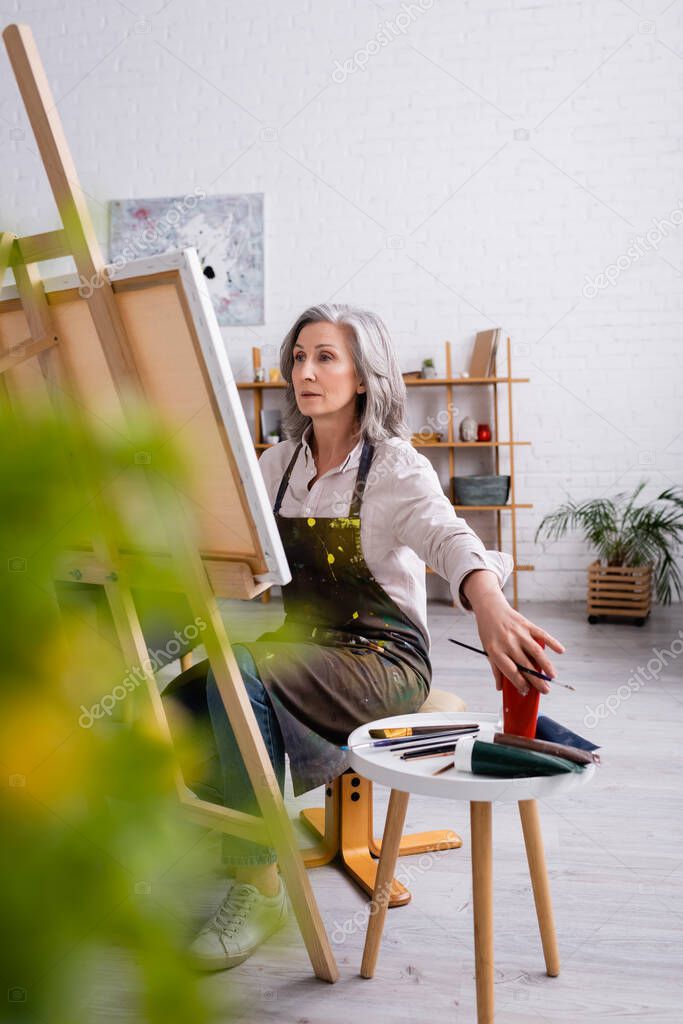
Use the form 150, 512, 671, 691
210, 885, 259, 938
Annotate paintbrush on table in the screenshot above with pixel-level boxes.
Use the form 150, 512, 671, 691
343, 725, 480, 751
386, 730, 479, 754
400, 742, 463, 761
448, 638, 576, 691
369, 723, 480, 739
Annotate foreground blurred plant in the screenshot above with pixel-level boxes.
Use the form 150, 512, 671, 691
0, 401, 217, 1023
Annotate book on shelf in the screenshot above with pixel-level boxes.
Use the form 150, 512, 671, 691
468, 328, 500, 378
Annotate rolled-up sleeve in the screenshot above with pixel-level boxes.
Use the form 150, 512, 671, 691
389, 447, 514, 613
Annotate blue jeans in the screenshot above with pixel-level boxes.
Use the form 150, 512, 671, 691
201, 644, 286, 866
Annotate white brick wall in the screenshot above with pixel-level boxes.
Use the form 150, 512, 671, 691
2, 0, 682, 602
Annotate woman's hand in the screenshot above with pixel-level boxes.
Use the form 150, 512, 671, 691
461, 570, 565, 694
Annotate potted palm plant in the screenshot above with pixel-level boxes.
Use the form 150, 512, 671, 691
535, 482, 683, 625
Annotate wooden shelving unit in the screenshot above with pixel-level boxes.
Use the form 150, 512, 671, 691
237, 336, 533, 608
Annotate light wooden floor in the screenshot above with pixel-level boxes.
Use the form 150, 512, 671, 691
145, 600, 683, 1021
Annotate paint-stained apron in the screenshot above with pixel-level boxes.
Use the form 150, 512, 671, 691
165, 437, 431, 796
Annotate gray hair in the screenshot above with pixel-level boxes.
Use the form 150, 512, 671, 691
279, 303, 411, 444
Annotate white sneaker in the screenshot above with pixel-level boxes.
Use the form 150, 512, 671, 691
189, 879, 288, 971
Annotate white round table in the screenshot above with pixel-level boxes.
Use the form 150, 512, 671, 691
347, 711, 595, 1024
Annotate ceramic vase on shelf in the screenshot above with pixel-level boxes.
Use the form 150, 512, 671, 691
459, 416, 477, 442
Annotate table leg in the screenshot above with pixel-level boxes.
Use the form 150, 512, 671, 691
471, 801, 494, 1024
518, 799, 560, 976
360, 789, 410, 979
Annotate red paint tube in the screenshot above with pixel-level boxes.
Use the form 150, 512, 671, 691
502, 639, 545, 738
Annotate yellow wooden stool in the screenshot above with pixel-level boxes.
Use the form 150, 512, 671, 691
300, 688, 467, 907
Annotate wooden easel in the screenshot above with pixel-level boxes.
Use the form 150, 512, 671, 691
0, 22, 337, 984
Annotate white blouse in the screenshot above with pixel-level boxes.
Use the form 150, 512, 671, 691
258, 423, 514, 654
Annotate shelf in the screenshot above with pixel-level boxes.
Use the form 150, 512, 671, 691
413, 441, 530, 448
404, 376, 529, 385
237, 376, 530, 390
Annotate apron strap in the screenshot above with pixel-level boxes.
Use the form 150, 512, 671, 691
349, 439, 375, 517
273, 442, 303, 515
272, 437, 376, 517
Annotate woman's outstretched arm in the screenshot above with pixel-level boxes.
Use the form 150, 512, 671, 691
460, 568, 565, 695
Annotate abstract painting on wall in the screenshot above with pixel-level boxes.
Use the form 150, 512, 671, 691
109, 192, 264, 325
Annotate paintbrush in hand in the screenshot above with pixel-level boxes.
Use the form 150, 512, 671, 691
448, 638, 576, 691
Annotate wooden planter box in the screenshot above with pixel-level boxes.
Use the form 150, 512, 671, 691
587, 560, 652, 625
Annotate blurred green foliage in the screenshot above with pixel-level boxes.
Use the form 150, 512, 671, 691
0, 400, 218, 1022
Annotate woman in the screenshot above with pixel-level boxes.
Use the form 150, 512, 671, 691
171, 304, 564, 971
